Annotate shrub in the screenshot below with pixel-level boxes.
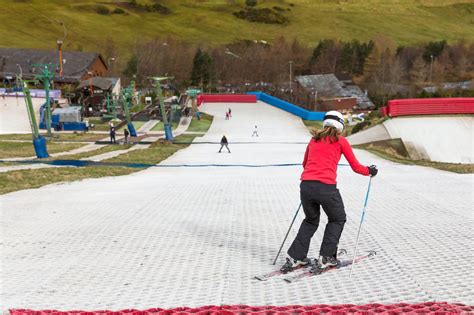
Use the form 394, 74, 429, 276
245, 0, 257, 7
122, 1, 171, 15
112, 8, 125, 14
96, 5, 110, 15
233, 8, 288, 24
351, 121, 371, 134
152, 3, 171, 15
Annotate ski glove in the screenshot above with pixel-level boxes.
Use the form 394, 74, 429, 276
368, 165, 378, 177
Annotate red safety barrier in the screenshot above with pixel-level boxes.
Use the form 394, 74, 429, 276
382, 98, 474, 117
197, 94, 257, 106
10, 302, 474, 315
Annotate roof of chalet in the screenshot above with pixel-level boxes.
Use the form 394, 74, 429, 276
0, 47, 107, 83
296, 74, 375, 108
76, 77, 117, 91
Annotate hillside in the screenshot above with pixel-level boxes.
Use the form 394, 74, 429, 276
1, 0, 473, 58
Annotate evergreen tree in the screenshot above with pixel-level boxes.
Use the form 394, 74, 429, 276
422, 40, 446, 62
190, 48, 212, 86
122, 54, 138, 78
310, 39, 335, 65
340, 41, 354, 74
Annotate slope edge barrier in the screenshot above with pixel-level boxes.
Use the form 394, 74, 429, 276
10, 302, 474, 315
197, 94, 257, 106
380, 98, 474, 117
248, 92, 325, 121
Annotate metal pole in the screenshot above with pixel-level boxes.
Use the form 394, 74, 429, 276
349, 177, 373, 279
289, 60, 293, 102
273, 202, 302, 265
429, 55, 434, 84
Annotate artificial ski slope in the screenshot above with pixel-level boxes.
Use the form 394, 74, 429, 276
1, 101, 472, 311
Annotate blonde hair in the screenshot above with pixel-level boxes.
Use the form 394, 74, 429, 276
311, 125, 340, 143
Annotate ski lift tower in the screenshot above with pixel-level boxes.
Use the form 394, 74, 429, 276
186, 88, 201, 114
149, 76, 174, 141
19, 76, 49, 158
34, 63, 56, 137
120, 82, 137, 137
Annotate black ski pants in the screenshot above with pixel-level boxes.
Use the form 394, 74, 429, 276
287, 180, 346, 260
219, 143, 230, 153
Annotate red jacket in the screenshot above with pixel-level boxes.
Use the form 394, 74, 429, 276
301, 136, 369, 184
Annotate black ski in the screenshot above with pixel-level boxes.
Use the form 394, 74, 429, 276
283, 250, 376, 283
254, 249, 347, 281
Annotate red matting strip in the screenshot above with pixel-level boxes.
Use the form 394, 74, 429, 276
10, 302, 474, 315
197, 94, 257, 106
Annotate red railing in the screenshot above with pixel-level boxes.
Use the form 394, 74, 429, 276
380, 98, 474, 117
197, 94, 257, 106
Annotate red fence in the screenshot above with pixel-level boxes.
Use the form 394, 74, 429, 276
380, 98, 474, 117
10, 302, 474, 315
197, 94, 257, 106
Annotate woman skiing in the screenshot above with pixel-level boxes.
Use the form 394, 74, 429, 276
281, 111, 378, 274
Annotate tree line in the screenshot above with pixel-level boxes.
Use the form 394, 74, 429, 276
109, 36, 474, 107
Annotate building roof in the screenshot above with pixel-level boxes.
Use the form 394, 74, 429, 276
0, 47, 107, 83
296, 74, 375, 109
76, 77, 115, 91
296, 74, 344, 98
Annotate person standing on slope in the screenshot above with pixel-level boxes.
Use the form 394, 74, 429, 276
280, 111, 378, 274
218, 135, 231, 153
252, 125, 259, 137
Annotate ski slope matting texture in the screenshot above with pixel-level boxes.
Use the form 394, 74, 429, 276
1, 102, 473, 312
0, 96, 44, 134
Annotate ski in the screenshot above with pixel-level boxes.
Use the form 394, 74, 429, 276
283, 250, 376, 283
254, 249, 347, 281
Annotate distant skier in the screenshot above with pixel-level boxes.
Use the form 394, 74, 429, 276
251, 125, 258, 137
110, 126, 116, 144
280, 111, 378, 274
218, 135, 231, 153
225, 112, 230, 120
228, 108, 232, 118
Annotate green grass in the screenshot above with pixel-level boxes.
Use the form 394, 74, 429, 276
117, 121, 146, 132
105, 141, 185, 164
187, 113, 214, 133
0, 134, 200, 195
0, 133, 106, 142
151, 121, 179, 131
1, 0, 472, 59
88, 119, 145, 132
88, 118, 119, 131
48, 144, 133, 160
302, 119, 323, 131
173, 134, 201, 143
104, 121, 209, 165
0, 166, 136, 195
0, 141, 85, 159
355, 141, 473, 174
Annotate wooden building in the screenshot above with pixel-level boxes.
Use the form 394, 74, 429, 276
0, 47, 109, 85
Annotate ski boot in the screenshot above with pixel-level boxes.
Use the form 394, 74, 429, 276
310, 255, 340, 274
280, 256, 310, 274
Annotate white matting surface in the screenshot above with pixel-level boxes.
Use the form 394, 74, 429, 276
347, 116, 474, 164
0, 96, 44, 134
383, 116, 473, 163
1, 102, 473, 312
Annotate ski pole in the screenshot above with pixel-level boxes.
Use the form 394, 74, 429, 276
273, 202, 302, 265
349, 176, 373, 279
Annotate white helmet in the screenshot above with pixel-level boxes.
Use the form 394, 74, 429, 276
323, 110, 345, 132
